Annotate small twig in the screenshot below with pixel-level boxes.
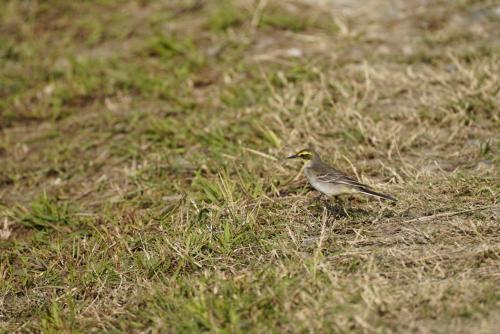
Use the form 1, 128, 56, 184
292, 163, 306, 182
243, 147, 278, 161
400, 205, 499, 224
1, 218, 12, 240
164, 238, 202, 269
251, 0, 268, 29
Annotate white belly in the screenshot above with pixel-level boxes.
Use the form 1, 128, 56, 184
309, 179, 357, 196
305, 166, 357, 196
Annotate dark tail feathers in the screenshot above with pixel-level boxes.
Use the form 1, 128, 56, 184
358, 187, 397, 201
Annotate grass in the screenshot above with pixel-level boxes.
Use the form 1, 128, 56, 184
1, 0, 499, 332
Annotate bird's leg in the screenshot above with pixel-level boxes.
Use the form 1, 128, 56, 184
339, 197, 351, 218
309, 192, 324, 209
330, 196, 350, 218
323, 196, 340, 216
314, 193, 336, 214
335, 196, 344, 210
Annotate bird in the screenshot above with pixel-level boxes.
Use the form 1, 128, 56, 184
287, 148, 397, 202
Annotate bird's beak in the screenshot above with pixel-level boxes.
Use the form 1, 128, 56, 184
287, 154, 298, 159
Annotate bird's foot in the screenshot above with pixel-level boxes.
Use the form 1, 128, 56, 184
324, 197, 350, 218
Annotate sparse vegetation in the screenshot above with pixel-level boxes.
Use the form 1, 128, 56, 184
1, 0, 499, 332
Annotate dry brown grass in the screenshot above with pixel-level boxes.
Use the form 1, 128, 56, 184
1, 0, 499, 332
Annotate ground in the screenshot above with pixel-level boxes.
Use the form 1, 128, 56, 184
0, 0, 499, 332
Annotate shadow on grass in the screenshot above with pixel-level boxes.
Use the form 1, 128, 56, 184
308, 196, 373, 221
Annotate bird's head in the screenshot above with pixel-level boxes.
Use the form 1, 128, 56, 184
287, 148, 316, 161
